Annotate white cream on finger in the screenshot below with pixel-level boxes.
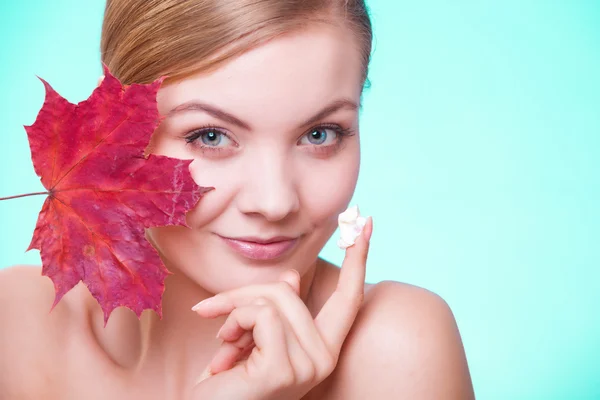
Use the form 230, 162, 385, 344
336, 205, 367, 249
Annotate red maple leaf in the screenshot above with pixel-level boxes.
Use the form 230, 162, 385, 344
23, 64, 212, 325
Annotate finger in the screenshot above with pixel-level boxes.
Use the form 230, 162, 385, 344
193, 277, 331, 373
192, 270, 300, 318
220, 302, 291, 375
208, 296, 265, 374
314, 216, 372, 354
238, 342, 254, 360
97, 75, 104, 87
213, 301, 315, 384
215, 297, 271, 344
335, 216, 372, 299
209, 332, 253, 374
278, 269, 301, 295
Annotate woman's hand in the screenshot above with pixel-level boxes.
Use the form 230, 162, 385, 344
189, 217, 372, 400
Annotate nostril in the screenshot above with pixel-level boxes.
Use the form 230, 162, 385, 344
236, 162, 300, 220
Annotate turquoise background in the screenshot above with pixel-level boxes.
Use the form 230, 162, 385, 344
1, 1, 599, 398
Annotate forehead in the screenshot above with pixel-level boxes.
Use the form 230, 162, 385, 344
157, 24, 363, 125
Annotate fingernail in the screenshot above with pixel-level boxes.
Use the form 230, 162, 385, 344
216, 324, 225, 339
196, 366, 213, 384
363, 217, 373, 242
191, 297, 214, 311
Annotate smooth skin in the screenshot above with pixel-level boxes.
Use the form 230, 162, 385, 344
0, 23, 475, 399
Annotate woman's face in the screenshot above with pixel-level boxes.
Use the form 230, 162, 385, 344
146, 24, 364, 293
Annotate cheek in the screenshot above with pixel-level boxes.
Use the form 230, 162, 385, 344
298, 147, 360, 226
184, 157, 241, 227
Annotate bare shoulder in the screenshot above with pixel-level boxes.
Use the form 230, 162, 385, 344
0, 264, 82, 324
0, 265, 85, 395
323, 280, 475, 399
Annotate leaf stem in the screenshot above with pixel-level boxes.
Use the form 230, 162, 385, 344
0, 191, 49, 201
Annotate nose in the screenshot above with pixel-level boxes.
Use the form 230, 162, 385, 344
236, 150, 300, 222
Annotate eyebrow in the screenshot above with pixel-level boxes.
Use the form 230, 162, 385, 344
166, 98, 358, 131
166, 101, 252, 130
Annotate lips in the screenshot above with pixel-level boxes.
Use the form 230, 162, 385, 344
217, 235, 299, 260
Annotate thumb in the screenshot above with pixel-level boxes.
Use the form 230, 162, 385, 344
278, 269, 300, 296
97, 75, 104, 87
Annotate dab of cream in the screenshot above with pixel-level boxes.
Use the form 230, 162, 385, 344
337, 205, 367, 249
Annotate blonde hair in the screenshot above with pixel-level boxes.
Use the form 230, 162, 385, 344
100, 0, 372, 88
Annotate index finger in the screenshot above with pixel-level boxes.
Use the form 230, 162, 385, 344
314, 216, 372, 354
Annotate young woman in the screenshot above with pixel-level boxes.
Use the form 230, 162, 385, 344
0, 0, 475, 399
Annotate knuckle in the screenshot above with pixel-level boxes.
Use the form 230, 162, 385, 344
277, 280, 294, 294
257, 304, 279, 322
297, 361, 317, 383
316, 353, 337, 379
229, 307, 242, 318
252, 296, 269, 306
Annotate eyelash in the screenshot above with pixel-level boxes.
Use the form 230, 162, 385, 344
183, 123, 355, 155
183, 124, 236, 155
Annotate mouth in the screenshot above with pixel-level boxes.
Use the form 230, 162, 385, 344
216, 234, 300, 261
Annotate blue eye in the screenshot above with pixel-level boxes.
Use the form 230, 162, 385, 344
301, 128, 337, 146
201, 130, 223, 146
185, 127, 234, 148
